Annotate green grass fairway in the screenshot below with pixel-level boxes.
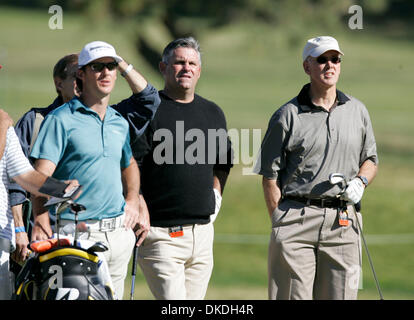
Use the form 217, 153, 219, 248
1, 6, 413, 300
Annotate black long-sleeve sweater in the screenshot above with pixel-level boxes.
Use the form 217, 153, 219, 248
135, 91, 233, 227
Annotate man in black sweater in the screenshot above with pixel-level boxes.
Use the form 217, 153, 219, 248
135, 37, 233, 300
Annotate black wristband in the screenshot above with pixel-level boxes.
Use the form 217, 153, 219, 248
357, 175, 368, 187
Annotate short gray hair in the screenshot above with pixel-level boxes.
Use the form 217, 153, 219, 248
161, 37, 202, 65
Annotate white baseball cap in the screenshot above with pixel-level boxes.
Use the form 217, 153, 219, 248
302, 36, 344, 62
78, 41, 122, 68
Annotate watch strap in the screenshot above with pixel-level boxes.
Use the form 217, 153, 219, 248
357, 175, 368, 187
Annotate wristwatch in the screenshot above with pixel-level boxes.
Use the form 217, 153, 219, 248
121, 64, 133, 77
357, 175, 369, 187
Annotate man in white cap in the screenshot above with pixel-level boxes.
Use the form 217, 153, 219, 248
30, 41, 160, 299
255, 36, 378, 299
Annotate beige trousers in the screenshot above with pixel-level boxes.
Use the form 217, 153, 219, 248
268, 199, 362, 300
138, 223, 214, 300
88, 228, 136, 299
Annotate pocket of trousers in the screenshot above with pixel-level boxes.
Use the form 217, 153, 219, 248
271, 205, 290, 228
339, 205, 362, 240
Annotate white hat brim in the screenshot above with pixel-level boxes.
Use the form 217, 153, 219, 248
79, 54, 122, 68
309, 45, 344, 58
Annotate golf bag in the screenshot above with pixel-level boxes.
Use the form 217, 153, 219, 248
14, 240, 115, 300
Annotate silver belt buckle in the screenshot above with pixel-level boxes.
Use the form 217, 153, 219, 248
100, 218, 116, 232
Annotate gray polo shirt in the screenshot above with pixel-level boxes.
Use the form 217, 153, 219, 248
255, 83, 378, 199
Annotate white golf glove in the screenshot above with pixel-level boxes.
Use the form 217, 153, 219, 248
210, 188, 222, 223
341, 177, 365, 204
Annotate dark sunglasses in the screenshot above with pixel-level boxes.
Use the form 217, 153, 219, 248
88, 61, 118, 72
316, 56, 341, 64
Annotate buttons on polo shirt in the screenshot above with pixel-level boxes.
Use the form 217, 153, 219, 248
102, 124, 108, 157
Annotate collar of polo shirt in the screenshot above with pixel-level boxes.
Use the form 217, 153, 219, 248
297, 83, 350, 112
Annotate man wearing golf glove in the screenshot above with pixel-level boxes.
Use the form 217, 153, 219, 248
255, 36, 378, 300
342, 177, 366, 204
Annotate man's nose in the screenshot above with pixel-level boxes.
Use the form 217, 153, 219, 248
102, 66, 111, 73
182, 62, 191, 70
326, 59, 336, 68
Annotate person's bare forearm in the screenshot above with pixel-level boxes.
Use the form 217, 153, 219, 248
12, 204, 29, 262
122, 157, 140, 229
29, 158, 78, 240
13, 170, 49, 197
12, 204, 24, 227
31, 193, 53, 240
122, 157, 140, 201
135, 194, 150, 246
358, 159, 378, 186
118, 60, 148, 94
262, 177, 282, 218
13, 169, 79, 199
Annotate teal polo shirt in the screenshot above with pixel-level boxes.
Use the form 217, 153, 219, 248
31, 97, 132, 221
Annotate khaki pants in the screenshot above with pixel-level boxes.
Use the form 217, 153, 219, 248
88, 228, 135, 299
268, 200, 362, 300
138, 223, 214, 300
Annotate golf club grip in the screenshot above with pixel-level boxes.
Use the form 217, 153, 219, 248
132, 245, 139, 276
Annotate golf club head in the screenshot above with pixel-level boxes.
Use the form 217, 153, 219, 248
87, 241, 108, 254
329, 173, 346, 185
56, 200, 73, 215
70, 203, 86, 213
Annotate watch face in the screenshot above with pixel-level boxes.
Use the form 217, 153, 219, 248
359, 176, 368, 186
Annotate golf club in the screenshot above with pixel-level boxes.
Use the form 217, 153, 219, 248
70, 202, 86, 247
329, 173, 384, 300
130, 240, 139, 300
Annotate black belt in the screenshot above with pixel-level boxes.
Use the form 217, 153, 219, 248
284, 196, 346, 208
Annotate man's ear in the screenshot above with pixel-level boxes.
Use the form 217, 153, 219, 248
54, 77, 63, 92
159, 61, 166, 75
76, 68, 84, 81
303, 60, 310, 75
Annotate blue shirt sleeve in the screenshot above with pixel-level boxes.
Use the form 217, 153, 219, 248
30, 114, 67, 165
